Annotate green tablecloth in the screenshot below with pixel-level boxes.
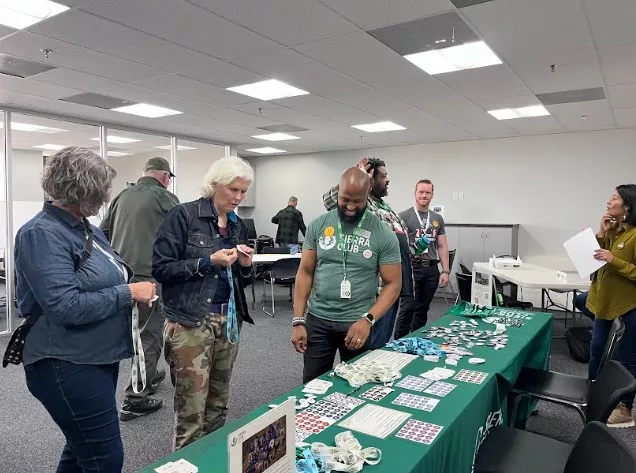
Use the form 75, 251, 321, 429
139, 309, 552, 473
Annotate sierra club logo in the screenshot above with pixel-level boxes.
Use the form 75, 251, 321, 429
318, 226, 372, 253
472, 409, 503, 472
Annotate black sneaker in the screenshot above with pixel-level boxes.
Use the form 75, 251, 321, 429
147, 369, 166, 395
119, 397, 163, 421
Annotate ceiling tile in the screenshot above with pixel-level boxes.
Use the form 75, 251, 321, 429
272, 95, 378, 123
0, 90, 49, 108
478, 95, 544, 111
583, 0, 636, 49
134, 75, 255, 107
547, 100, 616, 132
35, 69, 125, 93
464, 0, 595, 61
504, 116, 565, 135
0, 75, 81, 100
179, 62, 267, 89
437, 64, 532, 101
317, 0, 455, 30
188, 0, 358, 46
79, 0, 281, 60
536, 87, 606, 106
0, 25, 15, 39
29, 10, 218, 73
614, 108, 636, 128
432, 101, 518, 138
0, 32, 166, 82
599, 44, 636, 86
508, 50, 603, 94
607, 84, 636, 110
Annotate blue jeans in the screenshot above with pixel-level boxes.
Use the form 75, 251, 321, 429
589, 308, 636, 405
25, 359, 123, 473
369, 302, 399, 349
574, 291, 595, 320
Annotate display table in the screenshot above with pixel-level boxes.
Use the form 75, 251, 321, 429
139, 308, 552, 473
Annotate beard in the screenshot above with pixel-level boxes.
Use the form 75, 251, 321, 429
371, 181, 388, 198
337, 205, 366, 224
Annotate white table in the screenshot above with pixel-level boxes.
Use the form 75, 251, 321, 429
250, 253, 302, 306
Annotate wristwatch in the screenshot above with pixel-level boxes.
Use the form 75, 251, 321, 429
361, 312, 376, 326
442, 269, 451, 275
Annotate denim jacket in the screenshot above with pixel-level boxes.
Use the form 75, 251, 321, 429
152, 198, 254, 328
15, 203, 133, 366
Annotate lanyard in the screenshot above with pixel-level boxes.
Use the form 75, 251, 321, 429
413, 207, 431, 232
336, 212, 367, 280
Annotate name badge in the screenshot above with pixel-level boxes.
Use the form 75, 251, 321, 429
341, 280, 352, 299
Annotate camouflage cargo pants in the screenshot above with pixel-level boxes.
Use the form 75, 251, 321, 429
163, 313, 240, 450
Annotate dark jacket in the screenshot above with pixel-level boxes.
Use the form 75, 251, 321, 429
101, 177, 179, 277
272, 205, 306, 245
16, 203, 133, 366
152, 198, 254, 328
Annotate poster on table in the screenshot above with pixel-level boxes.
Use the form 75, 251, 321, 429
228, 397, 295, 473
471, 267, 493, 306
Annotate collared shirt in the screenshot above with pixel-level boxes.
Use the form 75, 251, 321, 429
16, 202, 133, 366
587, 223, 636, 319
271, 205, 306, 244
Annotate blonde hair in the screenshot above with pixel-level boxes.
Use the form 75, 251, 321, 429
201, 156, 254, 198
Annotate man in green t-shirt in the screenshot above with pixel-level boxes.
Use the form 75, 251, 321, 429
291, 167, 402, 382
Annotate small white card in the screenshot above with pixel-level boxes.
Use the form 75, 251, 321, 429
302, 379, 333, 395
341, 280, 351, 299
338, 404, 411, 439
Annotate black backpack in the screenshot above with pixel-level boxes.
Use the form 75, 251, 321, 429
565, 326, 592, 363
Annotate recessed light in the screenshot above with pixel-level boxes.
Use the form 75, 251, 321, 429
91, 135, 142, 144
405, 41, 502, 75
227, 79, 309, 101
351, 121, 406, 133
111, 103, 183, 118
154, 145, 197, 151
33, 144, 67, 151
0, 122, 67, 133
245, 147, 287, 154
0, 0, 69, 30
251, 133, 301, 142
107, 151, 131, 157
488, 105, 550, 120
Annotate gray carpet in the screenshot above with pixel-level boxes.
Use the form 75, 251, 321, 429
1, 290, 635, 472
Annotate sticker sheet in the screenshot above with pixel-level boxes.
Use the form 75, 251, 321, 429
423, 381, 457, 398
396, 375, 434, 392
359, 386, 394, 402
453, 369, 488, 385
391, 393, 439, 412
395, 419, 444, 445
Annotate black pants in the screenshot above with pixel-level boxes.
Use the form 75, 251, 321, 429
25, 359, 123, 473
303, 313, 370, 383
394, 264, 440, 339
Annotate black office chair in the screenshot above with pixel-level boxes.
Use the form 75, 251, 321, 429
262, 258, 300, 317
474, 421, 636, 473
456, 272, 472, 303
262, 247, 292, 255
510, 356, 634, 428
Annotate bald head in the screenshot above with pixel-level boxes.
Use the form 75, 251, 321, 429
337, 167, 369, 223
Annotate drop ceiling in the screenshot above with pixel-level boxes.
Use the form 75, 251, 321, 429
0, 0, 634, 157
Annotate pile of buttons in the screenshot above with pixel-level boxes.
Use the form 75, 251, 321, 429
423, 321, 509, 351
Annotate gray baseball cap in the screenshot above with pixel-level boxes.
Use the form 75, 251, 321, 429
144, 157, 175, 177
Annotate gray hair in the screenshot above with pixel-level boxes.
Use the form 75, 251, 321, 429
201, 156, 254, 199
289, 196, 298, 203
42, 147, 116, 216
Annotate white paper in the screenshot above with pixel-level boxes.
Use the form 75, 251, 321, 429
338, 404, 411, 439
471, 269, 493, 306
228, 397, 295, 473
355, 349, 418, 371
563, 227, 606, 278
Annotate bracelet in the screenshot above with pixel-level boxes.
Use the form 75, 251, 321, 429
442, 270, 451, 274
292, 317, 306, 327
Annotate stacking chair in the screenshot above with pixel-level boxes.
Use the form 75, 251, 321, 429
474, 420, 636, 473
262, 258, 300, 317
455, 272, 472, 303
441, 249, 457, 306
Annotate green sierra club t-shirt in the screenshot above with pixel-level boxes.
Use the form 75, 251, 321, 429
304, 209, 401, 322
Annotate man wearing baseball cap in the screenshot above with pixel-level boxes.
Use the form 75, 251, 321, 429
101, 156, 179, 421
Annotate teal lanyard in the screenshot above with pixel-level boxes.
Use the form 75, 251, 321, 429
226, 266, 239, 344
336, 211, 367, 280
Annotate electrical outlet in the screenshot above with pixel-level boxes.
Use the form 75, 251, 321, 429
453, 192, 458, 200
459, 192, 464, 199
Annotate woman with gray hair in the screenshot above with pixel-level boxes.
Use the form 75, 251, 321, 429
153, 156, 255, 450
15, 147, 156, 472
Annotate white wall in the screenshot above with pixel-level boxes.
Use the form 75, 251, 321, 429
251, 129, 636, 267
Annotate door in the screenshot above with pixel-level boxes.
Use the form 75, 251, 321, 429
484, 227, 513, 258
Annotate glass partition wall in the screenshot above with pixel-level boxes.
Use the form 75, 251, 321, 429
0, 110, 225, 336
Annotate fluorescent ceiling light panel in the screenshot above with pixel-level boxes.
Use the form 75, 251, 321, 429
154, 145, 197, 150
0, 0, 69, 30
227, 79, 309, 101
107, 151, 131, 157
0, 122, 67, 133
111, 103, 183, 118
488, 105, 550, 120
351, 121, 406, 133
33, 144, 66, 151
245, 147, 287, 154
251, 133, 301, 141
405, 41, 502, 75
91, 135, 141, 144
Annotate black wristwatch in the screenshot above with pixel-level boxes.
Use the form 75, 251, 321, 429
361, 312, 376, 326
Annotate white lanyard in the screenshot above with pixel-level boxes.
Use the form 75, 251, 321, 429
94, 242, 146, 394
413, 208, 431, 232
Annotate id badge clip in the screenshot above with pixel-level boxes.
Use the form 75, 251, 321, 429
341, 280, 351, 299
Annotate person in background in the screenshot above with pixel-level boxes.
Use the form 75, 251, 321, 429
16, 147, 156, 472
153, 156, 255, 450
587, 184, 636, 428
394, 179, 450, 339
322, 157, 413, 349
294, 167, 402, 382
101, 157, 179, 421
272, 196, 306, 253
